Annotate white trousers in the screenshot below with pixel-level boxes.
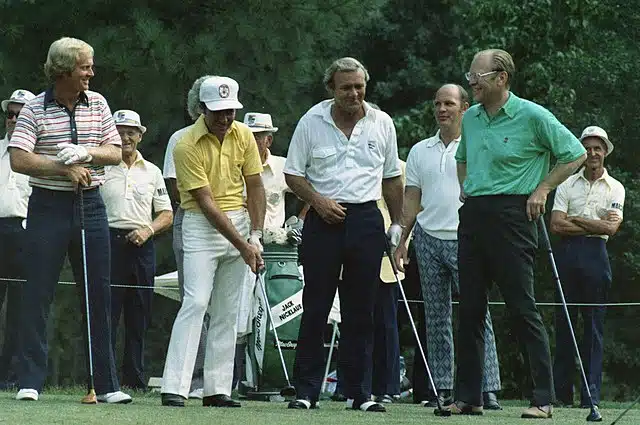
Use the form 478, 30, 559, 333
161, 209, 249, 397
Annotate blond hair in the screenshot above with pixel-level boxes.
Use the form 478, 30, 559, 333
323, 57, 370, 91
477, 49, 515, 87
44, 37, 94, 81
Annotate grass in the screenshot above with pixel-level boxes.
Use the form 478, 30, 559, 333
1, 389, 638, 424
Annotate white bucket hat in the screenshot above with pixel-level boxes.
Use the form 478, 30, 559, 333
243, 113, 278, 133
2, 89, 36, 112
580, 126, 613, 156
113, 109, 147, 134
199, 76, 243, 111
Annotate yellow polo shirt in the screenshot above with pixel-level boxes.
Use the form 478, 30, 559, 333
174, 116, 263, 212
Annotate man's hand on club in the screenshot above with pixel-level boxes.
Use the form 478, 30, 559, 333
241, 242, 264, 273
65, 165, 92, 191
387, 223, 402, 250
57, 142, 92, 165
248, 229, 264, 253
393, 243, 409, 273
312, 196, 346, 224
526, 187, 548, 221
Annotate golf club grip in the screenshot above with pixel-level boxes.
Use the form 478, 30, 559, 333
537, 216, 551, 251
79, 188, 85, 229
383, 236, 400, 275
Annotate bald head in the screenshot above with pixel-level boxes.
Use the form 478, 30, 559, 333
433, 83, 469, 133
437, 84, 469, 105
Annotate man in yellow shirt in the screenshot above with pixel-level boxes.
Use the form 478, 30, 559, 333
160, 76, 266, 408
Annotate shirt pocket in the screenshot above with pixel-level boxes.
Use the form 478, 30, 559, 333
311, 147, 337, 173
133, 182, 154, 203
363, 139, 385, 169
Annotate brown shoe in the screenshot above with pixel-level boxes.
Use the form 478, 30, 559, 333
447, 401, 483, 415
521, 405, 553, 419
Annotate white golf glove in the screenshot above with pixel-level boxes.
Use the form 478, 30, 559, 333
386, 223, 403, 249
57, 142, 92, 165
249, 229, 264, 253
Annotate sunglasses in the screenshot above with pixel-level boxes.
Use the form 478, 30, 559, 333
5, 110, 19, 120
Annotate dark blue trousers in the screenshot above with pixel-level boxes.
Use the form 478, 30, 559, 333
110, 228, 155, 390
367, 281, 400, 397
335, 281, 401, 398
0, 217, 26, 384
553, 236, 610, 406
17, 187, 119, 393
293, 202, 384, 403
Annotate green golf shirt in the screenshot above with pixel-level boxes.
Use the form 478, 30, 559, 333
455, 92, 586, 196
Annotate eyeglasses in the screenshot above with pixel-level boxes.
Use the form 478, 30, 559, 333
465, 70, 500, 82
5, 110, 19, 120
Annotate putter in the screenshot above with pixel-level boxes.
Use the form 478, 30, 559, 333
384, 237, 451, 417
79, 189, 97, 405
609, 392, 640, 424
538, 217, 602, 422
255, 267, 297, 397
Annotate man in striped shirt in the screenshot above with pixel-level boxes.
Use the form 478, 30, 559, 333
8, 37, 132, 404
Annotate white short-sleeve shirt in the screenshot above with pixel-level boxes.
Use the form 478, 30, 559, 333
262, 152, 289, 229
405, 131, 461, 240
552, 167, 625, 240
284, 100, 401, 203
101, 151, 172, 229
163, 124, 193, 179
0, 134, 31, 218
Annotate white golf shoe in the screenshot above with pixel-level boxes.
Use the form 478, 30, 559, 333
96, 391, 132, 404
16, 388, 39, 401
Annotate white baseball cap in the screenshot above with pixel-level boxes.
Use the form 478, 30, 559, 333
580, 126, 613, 156
113, 109, 147, 134
2, 89, 36, 112
199, 76, 243, 111
243, 112, 278, 133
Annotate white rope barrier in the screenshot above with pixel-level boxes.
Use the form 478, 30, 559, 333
0, 276, 636, 307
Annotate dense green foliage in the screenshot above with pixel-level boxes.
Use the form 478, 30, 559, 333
1, 0, 639, 400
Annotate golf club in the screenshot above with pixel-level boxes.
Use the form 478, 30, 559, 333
321, 321, 339, 394
384, 237, 451, 417
79, 188, 97, 405
538, 217, 602, 422
609, 392, 640, 424
255, 267, 297, 397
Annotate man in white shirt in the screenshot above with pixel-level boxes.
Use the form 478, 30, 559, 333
284, 57, 403, 413
394, 84, 502, 410
162, 75, 212, 399
550, 126, 624, 408
102, 110, 173, 391
235, 112, 285, 340
0, 89, 35, 389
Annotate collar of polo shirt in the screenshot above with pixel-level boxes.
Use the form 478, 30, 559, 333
193, 114, 238, 143
425, 130, 461, 148
475, 91, 519, 118
44, 87, 89, 110
315, 99, 379, 123
573, 167, 614, 187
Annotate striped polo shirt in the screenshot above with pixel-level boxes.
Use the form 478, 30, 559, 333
9, 88, 122, 191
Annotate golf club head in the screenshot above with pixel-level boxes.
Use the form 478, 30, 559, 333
586, 405, 602, 422
433, 407, 452, 417
280, 385, 297, 397
81, 389, 97, 404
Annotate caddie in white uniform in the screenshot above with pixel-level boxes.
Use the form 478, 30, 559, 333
101, 110, 173, 390
236, 112, 288, 338
0, 89, 35, 388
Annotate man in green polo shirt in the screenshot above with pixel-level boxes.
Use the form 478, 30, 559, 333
451, 49, 586, 420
